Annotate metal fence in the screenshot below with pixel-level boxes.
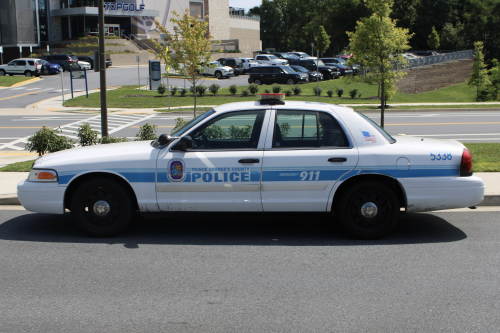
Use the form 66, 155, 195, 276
407, 50, 473, 69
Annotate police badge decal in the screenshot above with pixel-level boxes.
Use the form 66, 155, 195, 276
167, 159, 186, 182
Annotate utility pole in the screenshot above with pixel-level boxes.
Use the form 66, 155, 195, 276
98, 0, 108, 137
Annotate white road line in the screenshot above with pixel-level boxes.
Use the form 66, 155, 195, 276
0, 138, 23, 140
10, 88, 25, 90
27, 88, 40, 91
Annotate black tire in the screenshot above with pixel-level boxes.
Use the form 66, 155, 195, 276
254, 79, 262, 85
0, 70, 5, 76
25, 71, 33, 77
286, 78, 295, 85
70, 178, 135, 237
337, 180, 399, 239
43, 68, 50, 75
215, 71, 222, 79
323, 72, 331, 80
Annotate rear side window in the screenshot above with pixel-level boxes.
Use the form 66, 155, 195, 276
17, 60, 27, 66
28, 61, 34, 66
250, 67, 261, 73
261, 67, 273, 74
273, 110, 349, 148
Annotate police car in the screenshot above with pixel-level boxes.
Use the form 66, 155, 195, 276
17, 94, 485, 239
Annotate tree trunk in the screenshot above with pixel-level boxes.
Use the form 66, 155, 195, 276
381, 80, 385, 128
193, 77, 197, 118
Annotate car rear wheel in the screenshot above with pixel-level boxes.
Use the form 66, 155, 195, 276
286, 78, 295, 85
0, 70, 5, 76
254, 79, 262, 85
25, 71, 33, 77
337, 180, 399, 239
70, 178, 135, 237
215, 71, 222, 79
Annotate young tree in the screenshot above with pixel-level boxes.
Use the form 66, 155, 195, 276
468, 41, 491, 101
152, 10, 217, 117
427, 26, 440, 50
347, 0, 413, 128
315, 26, 331, 57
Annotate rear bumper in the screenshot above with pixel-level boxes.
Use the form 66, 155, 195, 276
17, 180, 65, 214
400, 176, 485, 212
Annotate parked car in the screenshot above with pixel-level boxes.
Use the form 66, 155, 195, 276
248, 65, 309, 85
290, 65, 323, 82
412, 51, 439, 57
199, 61, 234, 79
320, 58, 360, 75
217, 58, 244, 76
288, 59, 340, 80
272, 53, 300, 61
40, 60, 62, 75
76, 56, 94, 69
254, 54, 288, 66
240, 58, 260, 74
78, 61, 92, 70
322, 63, 353, 76
0, 58, 42, 77
288, 52, 316, 59
40, 54, 80, 72
106, 59, 112, 68
17, 94, 485, 239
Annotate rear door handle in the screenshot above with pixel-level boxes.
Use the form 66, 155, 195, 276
239, 159, 260, 163
328, 157, 347, 162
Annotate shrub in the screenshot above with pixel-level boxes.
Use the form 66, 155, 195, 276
327, 89, 334, 97
170, 85, 178, 96
173, 117, 188, 132
349, 88, 359, 99
241, 89, 249, 97
248, 83, 259, 95
76, 123, 99, 146
264, 88, 271, 93
229, 84, 238, 95
135, 123, 158, 141
157, 83, 167, 96
180, 87, 188, 97
209, 83, 221, 95
272, 84, 282, 93
335, 86, 344, 97
313, 86, 323, 96
196, 85, 207, 96
25, 126, 75, 156
292, 85, 302, 96
284, 89, 292, 96
99, 136, 127, 144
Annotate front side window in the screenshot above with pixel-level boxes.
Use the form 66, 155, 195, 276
273, 111, 349, 148
189, 111, 266, 149
17, 61, 27, 66
171, 110, 215, 137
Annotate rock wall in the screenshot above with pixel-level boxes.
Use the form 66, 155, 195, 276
396, 59, 473, 94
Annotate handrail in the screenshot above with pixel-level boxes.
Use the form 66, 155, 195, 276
121, 33, 144, 51
142, 43, 158, 55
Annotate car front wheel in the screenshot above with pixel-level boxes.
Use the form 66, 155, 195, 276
215, 71, 222, 79
0, 70, 5, 76
254, 79, 262, 85
286, 78, 295, 85
70, 178, 135, 237
337, 180, 399, 239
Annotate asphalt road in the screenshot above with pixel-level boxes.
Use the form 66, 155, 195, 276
0, 67, 250, 108
0, 208, 499, 331
1, 110, 499, 151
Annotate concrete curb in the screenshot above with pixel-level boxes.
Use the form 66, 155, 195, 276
1, 194, 498, 207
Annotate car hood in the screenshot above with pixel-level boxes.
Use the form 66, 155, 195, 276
34, 141, 155, 168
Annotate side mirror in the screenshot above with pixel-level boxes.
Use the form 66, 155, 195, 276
157, 134, 172, 145
172, 136, 193, 151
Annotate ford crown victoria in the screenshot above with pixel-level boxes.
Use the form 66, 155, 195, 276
18, 95, 485, 239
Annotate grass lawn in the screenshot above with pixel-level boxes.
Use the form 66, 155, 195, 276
464, 143, 500, 172
1, 144, 498, 172
63, 78, 485, 109
0, 76, 36, 87
0, 160, 36, 172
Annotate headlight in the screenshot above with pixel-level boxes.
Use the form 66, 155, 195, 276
28, 169, 58, 182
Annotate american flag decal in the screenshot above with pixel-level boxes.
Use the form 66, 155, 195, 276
362, 130, 377, 143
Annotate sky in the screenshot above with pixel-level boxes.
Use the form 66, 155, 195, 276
229, 0, 262, 11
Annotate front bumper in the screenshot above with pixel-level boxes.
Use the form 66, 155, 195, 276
17, 180, 66, 214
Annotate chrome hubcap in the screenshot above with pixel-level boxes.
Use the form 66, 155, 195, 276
93, 200, 110, 217
361, 202, 378, 218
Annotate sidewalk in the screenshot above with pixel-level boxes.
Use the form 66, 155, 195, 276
1, 151, 499, 206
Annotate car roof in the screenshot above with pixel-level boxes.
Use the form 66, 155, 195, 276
212, 100, 355, 115
13, 58, 41, 61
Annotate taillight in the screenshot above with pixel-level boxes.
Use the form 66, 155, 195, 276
460, 148, 473, 177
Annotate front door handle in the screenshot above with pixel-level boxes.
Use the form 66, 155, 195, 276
328, 157, 347, 162
239, 159, 260, 163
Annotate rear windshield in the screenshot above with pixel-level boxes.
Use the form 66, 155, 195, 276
357, 112, 396, 143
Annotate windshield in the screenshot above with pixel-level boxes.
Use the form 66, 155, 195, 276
314, 60, 325, 66
357, 112, 396, 143
335, 58, 347, 64
268, 55, 278, 60
282, 66, 295, 74
292, 66, 308, 73
284, 54, 299, 59
170, 110, 215, 136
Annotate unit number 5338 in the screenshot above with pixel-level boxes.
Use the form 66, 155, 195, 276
430, 152, 452, 161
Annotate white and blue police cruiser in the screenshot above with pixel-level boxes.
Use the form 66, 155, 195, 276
17, 94, 485, 239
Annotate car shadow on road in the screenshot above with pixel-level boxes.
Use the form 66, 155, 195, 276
0, 211, 466, 247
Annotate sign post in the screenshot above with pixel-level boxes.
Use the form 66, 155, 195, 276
136, 55, 140, 88
311, 43, 314, 58
61, 69, 65, 104
19, 46, 22, 58
30, 46, 32, 57
47, 45, 49, 54
0, 46, 3, 65
165, 45, 170, 110
99, 0, 108, 138
316, 50, 319, 102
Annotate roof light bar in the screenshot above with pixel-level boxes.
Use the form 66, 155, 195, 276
259, 93, 285, 105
